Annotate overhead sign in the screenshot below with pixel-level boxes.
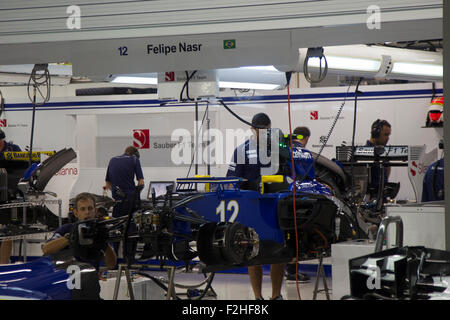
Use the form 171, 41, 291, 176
72, 30, 299, 78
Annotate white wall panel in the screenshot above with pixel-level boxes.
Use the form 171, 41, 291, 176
1, 81, 443, 204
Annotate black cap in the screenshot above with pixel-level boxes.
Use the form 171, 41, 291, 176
251, 113, 271, 128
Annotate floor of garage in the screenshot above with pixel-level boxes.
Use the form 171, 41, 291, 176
100, 258, 333, 300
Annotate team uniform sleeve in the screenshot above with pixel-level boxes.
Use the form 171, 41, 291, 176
135, 158, 144, 180
46, 224, 72, 242
290, 147, 315, 180
226, 148, 244, 178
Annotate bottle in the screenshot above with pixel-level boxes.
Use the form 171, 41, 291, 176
335, 216, 341, 240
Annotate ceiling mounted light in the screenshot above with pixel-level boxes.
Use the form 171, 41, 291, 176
111, 76, 157, 85
391, 62, 443, 77
239, 66, 279, 71
218, 81, 280, 90
307, 55, 381, 72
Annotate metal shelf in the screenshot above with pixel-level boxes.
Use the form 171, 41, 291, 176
0, 198, 62, 262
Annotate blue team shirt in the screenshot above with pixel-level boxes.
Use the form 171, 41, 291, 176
1, 141, 21, 152
226, 139, 315, 181
46, 223, 103, 270
45, 223, 74, 260
105, 154, 144, 199
226, 138, 273, 183
422, 158, 444, 202
288, 140, 315, 180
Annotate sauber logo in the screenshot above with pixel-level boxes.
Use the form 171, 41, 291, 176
165, 72, 175, 82
410, 161, 418, 176
55, 167, 78, 176
410, 160, 428, 177
0, 119, 6, 127
310, 111, 318, 120
133, 129, 150, 149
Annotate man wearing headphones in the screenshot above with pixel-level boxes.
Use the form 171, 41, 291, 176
285, 126, 312, 283
365, 119, 392, 198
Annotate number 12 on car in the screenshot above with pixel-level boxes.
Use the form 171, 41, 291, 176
216, 200, 239, 223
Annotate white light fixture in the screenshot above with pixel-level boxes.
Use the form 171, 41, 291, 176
391, 62, 443, 77
307, 55, 381, 72
111, 76, 157, 85
110, 74, 282, 90
218, 81, 280, 90
240, 66, 279, 72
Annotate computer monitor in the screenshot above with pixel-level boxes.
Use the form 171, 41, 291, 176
147, 181, 175, 200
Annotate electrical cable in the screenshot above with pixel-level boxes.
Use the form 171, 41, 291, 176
303, 49, 328, 84
27, 64, 51, 167
27, 65, 51, 106
0, 88, 4, 118
349, 78, 363, 238
284, 71, 302, 300
180, 71, 197, 102
218, 100, 269, 130
186, 103, 209, 178
295, 80, 354, 186
431, 82, 436, 102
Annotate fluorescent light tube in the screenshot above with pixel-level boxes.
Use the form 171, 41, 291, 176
308, 56, 381, 72
391, 62, 443, 77
218, 81, 280, 90
239, 66, 279, 71
111, 76, 157, 84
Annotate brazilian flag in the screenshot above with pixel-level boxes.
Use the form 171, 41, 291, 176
223, 39, 236, 49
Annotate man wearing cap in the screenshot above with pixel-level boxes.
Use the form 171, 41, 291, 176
226, 113, 275, 190
226, 113, 285, 300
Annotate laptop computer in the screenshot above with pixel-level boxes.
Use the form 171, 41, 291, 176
147, 181, 175, 200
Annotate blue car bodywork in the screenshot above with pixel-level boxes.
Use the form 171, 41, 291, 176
0, 256, 71, 300
0, 151, 357, 299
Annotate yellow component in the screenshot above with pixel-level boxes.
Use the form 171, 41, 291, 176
194, 175, 211, 192
260, 175, 284, 194
2, 151, 55, 162
284, 134, 303, 140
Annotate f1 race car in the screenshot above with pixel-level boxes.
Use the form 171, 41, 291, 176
0, 135, 362, 299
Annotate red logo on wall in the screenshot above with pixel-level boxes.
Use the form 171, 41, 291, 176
410, 161, 418, 176
0, 119, 6, 127
310, 111, 318, 120
165, 72, 175, 82
133, 129, 150, 149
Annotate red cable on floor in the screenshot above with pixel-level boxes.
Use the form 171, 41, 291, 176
286, 83, 302, 300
